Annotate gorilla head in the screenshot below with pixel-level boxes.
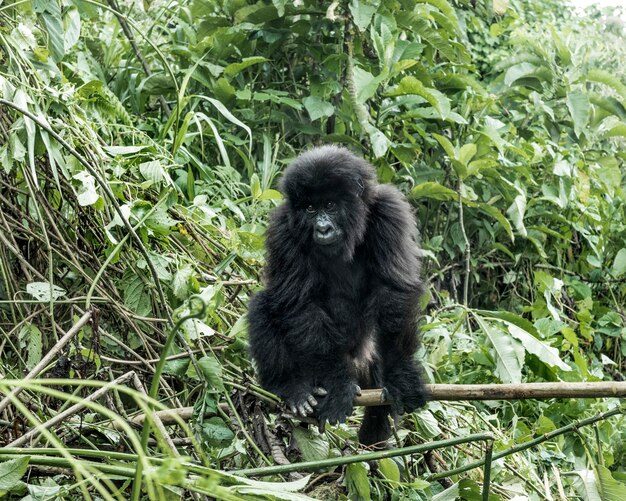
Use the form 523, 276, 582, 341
280, 145, 377, 258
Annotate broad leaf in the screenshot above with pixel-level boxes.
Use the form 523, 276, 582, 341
506, 323, 571, 371
566, 90, 590, 138
473, 314, 524, 384
0, 457, 30, 491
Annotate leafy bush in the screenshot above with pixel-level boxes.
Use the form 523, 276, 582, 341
0, 0, 625, 499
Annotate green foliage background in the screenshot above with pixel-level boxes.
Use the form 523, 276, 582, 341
0, 0, 626, 499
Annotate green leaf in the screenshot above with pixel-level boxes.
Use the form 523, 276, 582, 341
201, 96, 252, 152
378, 458, 400, 483
224, 56, 268, 77
506, 323, 571, 371
123, 275, 151, 317
201, 417, 234, 447
146, 207, 179, 235
63, 6, 81, 50
458, 143, 477, 166
232, 475, 313, 496
473, 314, 524, 384
198, 355, 225, 391
0, 456, 30, 491
345, 463, 371, 501
416, 0, 460, 35
477, 310, 541, 337
259, 189, 283, 201
20, 323, 42, 370
571, 470, 602, 501
611, 248, 626, 277
597, 465, 626, 500
349, 0, 379, 32
411, 181, 457, 201
506, 194, 527, 238
292, 427, 330, 462
365, 124, 391, 158
389, 76, 450, 118
103, 145, 149, 156
432, 133, 456, 159
139, 160, 165, 184
414, 409, 441, 438
302, 96, 335, 121
73, 170, 99, 206
432, 482, 460, 501
352, 66, 385, 103
137, 253, 172, 281
476, 202, 514, 242
585, 69, 626, 102
550, 26, 571, 64
141, 73, 176, 95
606, 123, 626, 137
250, 173, 262, 199
566, 90, 590, 138
39, 1, 64, 62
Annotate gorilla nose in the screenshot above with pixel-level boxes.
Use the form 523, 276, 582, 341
316, 221, 332, 235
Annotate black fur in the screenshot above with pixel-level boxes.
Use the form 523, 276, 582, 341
248, 145, 428, 447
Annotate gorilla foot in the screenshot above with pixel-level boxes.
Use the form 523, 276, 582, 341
381, 385, 427, 415
317, 382, 360, 429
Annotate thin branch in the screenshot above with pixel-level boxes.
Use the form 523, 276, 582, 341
106, 0, 171, 116
458, 184, 471, 306
0, 310, 93, 414
427, 406, 623, 481
0, 98, 171, 324
5, 370, 135, 448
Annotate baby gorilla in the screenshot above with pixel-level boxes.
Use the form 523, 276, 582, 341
248, 145, 428, 446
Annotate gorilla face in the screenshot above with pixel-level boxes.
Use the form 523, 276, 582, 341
281, 145, 377, 259
306, 201, 343, 247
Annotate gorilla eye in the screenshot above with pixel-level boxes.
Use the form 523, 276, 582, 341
306, 205, 316, 213
325, 202, 336, 210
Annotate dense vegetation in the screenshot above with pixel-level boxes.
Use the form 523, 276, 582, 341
1, 0, 626, 499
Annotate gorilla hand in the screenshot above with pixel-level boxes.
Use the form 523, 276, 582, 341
284, 385, 328, 417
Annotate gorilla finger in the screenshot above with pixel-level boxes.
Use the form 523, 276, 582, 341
307, 395, 318, 407
318, 419, 326, 433
289, 404, 298, 415
303, 402, 314, 415
353, 384, 362, 396
313, 387, 328, 397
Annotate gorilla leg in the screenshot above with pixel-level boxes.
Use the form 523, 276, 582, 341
376, 287, 429, 415
359, 405, 393, 447
381, 358, 428, 415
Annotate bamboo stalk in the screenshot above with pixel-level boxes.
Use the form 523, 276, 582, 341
234, 432, 495, 477
362, 382, 626, 405
131, 382, 626, 425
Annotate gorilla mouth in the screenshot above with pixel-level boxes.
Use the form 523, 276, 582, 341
313, 230, 342, 246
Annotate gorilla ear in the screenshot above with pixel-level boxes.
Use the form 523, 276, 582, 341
355, 177, 365, 197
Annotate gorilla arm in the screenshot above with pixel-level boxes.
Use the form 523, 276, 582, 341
365, 185, 429, 414
248, 292, 358, 421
